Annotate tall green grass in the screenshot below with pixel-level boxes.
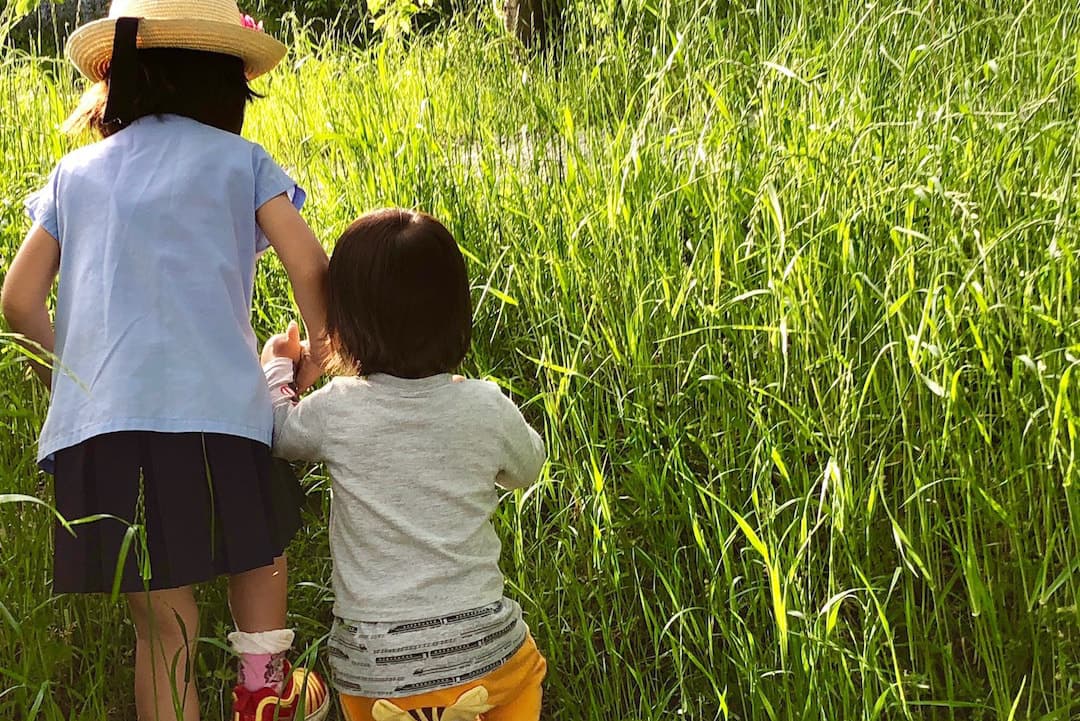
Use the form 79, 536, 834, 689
2, 1, 1079, 718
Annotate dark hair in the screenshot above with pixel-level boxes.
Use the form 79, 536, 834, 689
327, 209, 473, 379
63, 48, 259, 138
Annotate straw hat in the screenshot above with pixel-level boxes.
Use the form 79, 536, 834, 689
66, 0, 287, 82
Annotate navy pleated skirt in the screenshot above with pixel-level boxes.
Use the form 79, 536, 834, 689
51, 432, 302, 594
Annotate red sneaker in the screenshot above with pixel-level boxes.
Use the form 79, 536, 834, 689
232, 662, 330, 721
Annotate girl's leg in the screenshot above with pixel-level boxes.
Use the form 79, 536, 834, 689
127, 586, 201, 721
227, 555, 293, 694
228, 555, 288, 631
226, 555, 329, 719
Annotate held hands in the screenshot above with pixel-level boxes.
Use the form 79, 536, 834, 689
261, 322, 461, 390
261, 321, 324, 392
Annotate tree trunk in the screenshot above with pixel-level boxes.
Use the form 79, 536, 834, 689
503, 0, 560, 47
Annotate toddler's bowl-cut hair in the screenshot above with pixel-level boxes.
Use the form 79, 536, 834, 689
327, 209, 472, 379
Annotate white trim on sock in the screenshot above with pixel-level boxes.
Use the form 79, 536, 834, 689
228, 629, 295, 654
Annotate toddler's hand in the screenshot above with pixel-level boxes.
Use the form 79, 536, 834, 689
261, 321, 303, 365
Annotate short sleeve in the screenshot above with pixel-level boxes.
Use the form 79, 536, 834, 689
271, 382, 331, 462
485, 382, 546, 490
253, 144, 307, 252
25, 166, 61, 241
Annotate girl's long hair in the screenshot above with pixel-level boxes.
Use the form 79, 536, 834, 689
63, 48, 260, 138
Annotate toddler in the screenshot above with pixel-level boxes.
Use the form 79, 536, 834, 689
262, 209, 548, 721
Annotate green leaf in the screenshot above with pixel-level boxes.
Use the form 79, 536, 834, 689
26, 681, 47, 721
725, 504, 769, 563
15, 0, 39, 17
110, 524, 141, 602
770, 447, 790, 481
0, 494, 70, 531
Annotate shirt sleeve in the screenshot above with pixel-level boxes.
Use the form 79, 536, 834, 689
252, 144, 307, 253
491, 387, 547, 490
263, 358, 326, 461
25, 166, 61, 241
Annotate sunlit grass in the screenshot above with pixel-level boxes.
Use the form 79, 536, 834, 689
2, 1, 1079, 719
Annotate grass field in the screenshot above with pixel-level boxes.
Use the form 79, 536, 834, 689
2, 1, 1080, 719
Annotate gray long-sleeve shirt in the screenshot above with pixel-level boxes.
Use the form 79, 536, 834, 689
264, 360, 546, 622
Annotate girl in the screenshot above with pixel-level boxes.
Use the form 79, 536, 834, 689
260, 209, 549, 721
2, 1, 329, 719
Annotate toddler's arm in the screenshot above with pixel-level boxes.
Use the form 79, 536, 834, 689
1, 225, 60, 386
494, 392, 546, 490
257, 195, 329, 390
262, 325, 326, 462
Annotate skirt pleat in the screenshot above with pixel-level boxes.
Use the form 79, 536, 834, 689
52, 432, 302, 594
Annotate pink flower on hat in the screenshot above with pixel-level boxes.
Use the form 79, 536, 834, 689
240, 13, 264, 31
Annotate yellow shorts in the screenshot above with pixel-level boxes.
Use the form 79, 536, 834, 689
339, 634, 547, 721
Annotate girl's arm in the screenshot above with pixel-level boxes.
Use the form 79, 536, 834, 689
1, 225, 60, 386
256, 194, 329, 390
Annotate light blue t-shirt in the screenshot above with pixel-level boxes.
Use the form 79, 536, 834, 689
25, 114, 306, 471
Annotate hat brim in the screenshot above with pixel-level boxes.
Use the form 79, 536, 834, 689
66, 17, 287, 82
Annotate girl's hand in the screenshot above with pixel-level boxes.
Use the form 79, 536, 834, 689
294, 343, 322, 392
261, 321, 303, 365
